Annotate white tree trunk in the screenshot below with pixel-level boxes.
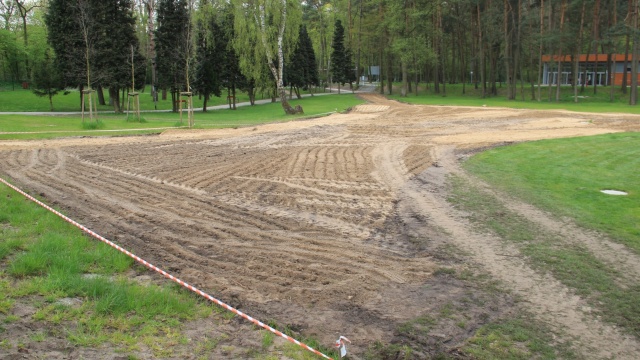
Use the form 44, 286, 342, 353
256, 0, 301, 114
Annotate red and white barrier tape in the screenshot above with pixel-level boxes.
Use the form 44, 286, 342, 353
0, 177, 333, 360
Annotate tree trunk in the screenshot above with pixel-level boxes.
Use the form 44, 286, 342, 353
401, 59, 408, 97
202, 92, 208, 112
48, 94, 54, 112
248, 85, 256, 105
79, 84, 84, 110
622, 0, 632, 94
145, 0, 158, 107
537, 0, 544, 101
592, 0, 601, 94
355, 0, 363, 88
434, 11, 440, 95
256, 0, 302, 114
387, 51, 393, 94
439, 3, 446, 95
574, 1, 586, 102
170, 88, 177, 112
504, 0, 512, 99
555, 0, 567, 102
490, 43, 498, 96
379, 45, 385, 94
630, 0, 638, 105
97, 86, 106, 106
109, 87, 121, 113
478, 3, 486, 98
232, 83, 237, 110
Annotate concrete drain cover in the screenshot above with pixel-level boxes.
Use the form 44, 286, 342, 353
353, 105, 390, 113
600, 189, 628, 196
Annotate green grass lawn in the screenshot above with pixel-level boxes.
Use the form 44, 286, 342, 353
463, 132, 640, 252
0, 182, 341, 358
0, 182, 211, 356
0, 94, 364, 140
0, 87, 328, 113
387, 83, 640, 114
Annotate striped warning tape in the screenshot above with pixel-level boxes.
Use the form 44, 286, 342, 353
0, 177, 333, 360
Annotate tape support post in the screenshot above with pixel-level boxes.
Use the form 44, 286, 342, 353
0, 177, 333, 360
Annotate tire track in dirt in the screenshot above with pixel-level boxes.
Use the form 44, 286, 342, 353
441, 147, 640, 284
2, 95, 640, 357
0, 137, 435, 347
404, 146, 640, 359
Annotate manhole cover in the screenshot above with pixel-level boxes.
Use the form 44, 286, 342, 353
600, 189, 628, 196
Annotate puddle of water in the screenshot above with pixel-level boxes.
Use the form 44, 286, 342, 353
600, 190, 628, 196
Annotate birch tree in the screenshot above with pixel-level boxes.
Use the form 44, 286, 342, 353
233, 0, 302, 114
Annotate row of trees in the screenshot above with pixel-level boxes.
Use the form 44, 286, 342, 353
2, 0, 640, 111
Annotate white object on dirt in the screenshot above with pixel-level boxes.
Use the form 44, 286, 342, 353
335, 336, 351, 358
600, 189, 628, 196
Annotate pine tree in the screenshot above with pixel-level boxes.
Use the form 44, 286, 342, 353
156, 0, 190, 112
45, 0, 143, 112
31, 49, 60, 111
45, 0, 85, 89
194, 12, 223, 111
285, 27, 308, 99
301, 25, 320, 92
331, 19, 353, 93
219, 5, 247, 109
286, 25, 319, 98
93, 0, 144, 113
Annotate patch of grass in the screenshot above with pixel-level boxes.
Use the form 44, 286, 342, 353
194, 335, 225, 355
0, 113, 180, 140
433, 267, 456, 276
464, 317, 576, 359
0, 86, 329, 112
448, 175, 640, 337
3, 314, 18, 323
0, 238, 24, 261
9, 229, 132, 278
463, 132, 640, 252
81, 119, 106, 130
388, 83, 640, 114
0, 182, 215, 353
0, 299, 15, 314
0, 94, 364, 140
261, 330, 275, 349
29, 331, 48, 342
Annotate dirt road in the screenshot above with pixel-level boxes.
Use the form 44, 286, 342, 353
1, 94, 639, 358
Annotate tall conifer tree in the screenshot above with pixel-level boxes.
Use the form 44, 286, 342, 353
331, 19, 353, 93
156, 0, 190, 112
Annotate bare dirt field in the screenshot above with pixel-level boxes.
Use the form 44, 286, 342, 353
1, 94, 640, 359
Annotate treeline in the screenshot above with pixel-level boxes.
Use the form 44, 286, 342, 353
1, 0, 639, 111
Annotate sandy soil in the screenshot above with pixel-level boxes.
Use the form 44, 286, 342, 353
1, 94, 639, 359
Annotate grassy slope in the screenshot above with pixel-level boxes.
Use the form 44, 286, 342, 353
452, 132, 640, 343
463, 132, 640, 252
0, 87, 329, 113
0, 94, 364, 140
0, 88, 248, 112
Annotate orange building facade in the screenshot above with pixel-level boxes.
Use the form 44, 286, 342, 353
541, 54, 640, 86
